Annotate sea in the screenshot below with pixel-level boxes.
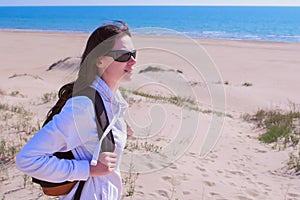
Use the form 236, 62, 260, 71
0, 6, 300, 43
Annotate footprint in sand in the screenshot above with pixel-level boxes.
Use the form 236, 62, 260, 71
227, 170, 245, 176
203, 180, 216, 187
149, 193, 157, 198
183, 191, 191, 195
135, 191, 145, 195
196, 166, 206, 172
146, 162, 155, 169
157, 189, 169, 198
257, 182, 271, 192
254, 148, 267, 153
162, 175, 183, 185
288, 192, 300, 198
169, 164, 177, 169
229, 182, 237, 187
181, 174, 190, 181
235, 195, 253, 200
202, 158, 215, 164
246, 189, 259, 197
137, 185, 144, 189
224, 175, 231, 179
161, 176, 172, 182
187, 152, 197, 157
208, 153, 218, 159
209, 192, 220, 196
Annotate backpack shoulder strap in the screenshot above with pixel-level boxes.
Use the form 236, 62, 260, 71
74, 87, 115, 152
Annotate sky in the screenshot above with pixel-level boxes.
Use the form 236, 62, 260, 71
1, 0, 300, 6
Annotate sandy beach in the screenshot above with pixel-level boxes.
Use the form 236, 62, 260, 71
1, 30, 300, 200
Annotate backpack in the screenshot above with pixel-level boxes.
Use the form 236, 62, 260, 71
32, 86, 115, 199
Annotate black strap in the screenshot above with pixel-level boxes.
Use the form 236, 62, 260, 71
70, 87, 115, 199
75, 87, 115, 152
93, 89, 115, 153
73, 181, 85, 200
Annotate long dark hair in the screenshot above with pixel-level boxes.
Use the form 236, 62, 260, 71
43, 20, 131, 126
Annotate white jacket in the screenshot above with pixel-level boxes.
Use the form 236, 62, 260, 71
16, 76, 128, 200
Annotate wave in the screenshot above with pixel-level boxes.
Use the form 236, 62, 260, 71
132, 29, 300, 43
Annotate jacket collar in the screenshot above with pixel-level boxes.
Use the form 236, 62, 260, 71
91, 76, 128, 110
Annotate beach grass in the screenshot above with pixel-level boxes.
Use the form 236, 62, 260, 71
122, 160, 139, 198
8, 73, 43, 80
138, 66, 183, 74
243, 107, 300, 146
120, 87, 232, 118
0, 102, 38, 167
41, 92, 58, 104
250, 109, 300, 146
243, 105, 300, 174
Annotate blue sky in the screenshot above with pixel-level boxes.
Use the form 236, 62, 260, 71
1, 0, 300, 6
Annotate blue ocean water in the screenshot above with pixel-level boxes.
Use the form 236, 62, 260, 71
0, 6, 300, 42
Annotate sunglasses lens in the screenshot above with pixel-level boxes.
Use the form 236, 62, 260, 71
115, 50, 136, 62
115, 52, 131, 62
106, 50, 136, 62
132, 51, 136, 58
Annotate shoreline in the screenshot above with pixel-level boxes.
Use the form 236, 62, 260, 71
1, 29, 300, 114
1, 29, 299, 44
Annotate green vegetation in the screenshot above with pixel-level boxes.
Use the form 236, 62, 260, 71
41, 92, 57, 104
0, 96, 63, 198
243, 107, 300, 174
47, 56, 71, 71
131, 90, 195, 107
288, 151, 300, 173
122, 161, 140, 197
242, 82, 253, 87
8, 73, 42, 80
244, 109, 300, 145
0, 103, 37, 165
125, 139, 162, 153
138, 65, 183, 74
0, 103, 31, 116
139, 66, 167, 73
9, 90, 26, 98
120, 87, 232, 118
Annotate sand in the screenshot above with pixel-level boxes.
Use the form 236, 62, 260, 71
0, 30, 300, 200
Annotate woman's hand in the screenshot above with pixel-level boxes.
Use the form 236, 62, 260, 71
98, 152, 117, 168
89, 151, 118, 177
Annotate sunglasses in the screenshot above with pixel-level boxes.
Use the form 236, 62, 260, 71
105, 50, 136, 62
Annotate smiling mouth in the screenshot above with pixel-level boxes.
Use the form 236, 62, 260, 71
124, 69, 133, 73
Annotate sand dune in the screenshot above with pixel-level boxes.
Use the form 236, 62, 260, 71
1, 30, 300, 200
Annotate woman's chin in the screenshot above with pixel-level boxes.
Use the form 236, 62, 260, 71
121, 73, 133, 82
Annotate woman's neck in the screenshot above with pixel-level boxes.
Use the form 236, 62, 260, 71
106, 82, 118, 92
97, 72, 118, 92
102, 77, 118, 92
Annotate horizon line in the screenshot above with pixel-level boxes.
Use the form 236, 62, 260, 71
1, 4, 300, 7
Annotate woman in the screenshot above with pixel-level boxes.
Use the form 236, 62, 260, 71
16, 20, 136, 199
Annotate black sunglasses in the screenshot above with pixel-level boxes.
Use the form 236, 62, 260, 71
105, 50, 136, 62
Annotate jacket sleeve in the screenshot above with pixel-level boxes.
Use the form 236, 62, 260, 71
16, 96, 96, 182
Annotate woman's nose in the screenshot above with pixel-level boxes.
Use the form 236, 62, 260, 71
128, 55, 136, 66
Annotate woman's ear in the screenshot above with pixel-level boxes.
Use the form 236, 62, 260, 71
96, 57, 103, 68
97, 56, 114, 69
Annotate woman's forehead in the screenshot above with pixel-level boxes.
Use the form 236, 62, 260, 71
112, 35, 134, 51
